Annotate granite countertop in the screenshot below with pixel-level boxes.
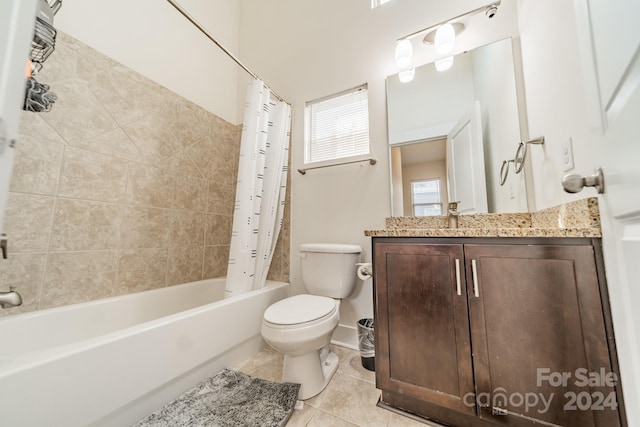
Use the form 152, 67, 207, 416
364, 198, 601, 238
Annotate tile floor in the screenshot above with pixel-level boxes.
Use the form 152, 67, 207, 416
234, 344, 442, 427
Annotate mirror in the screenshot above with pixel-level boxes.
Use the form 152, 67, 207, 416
387, 38, 528, 216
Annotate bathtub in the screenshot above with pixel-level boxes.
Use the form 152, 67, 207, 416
0, 277, 289, 427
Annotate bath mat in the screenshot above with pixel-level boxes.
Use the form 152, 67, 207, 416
133, 369, 300, 427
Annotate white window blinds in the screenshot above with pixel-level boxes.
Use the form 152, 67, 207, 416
304, 85, 370, 165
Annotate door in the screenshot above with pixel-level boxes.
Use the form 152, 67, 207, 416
0, 0, 38, 233
446, 100, 488, 214
374, 241, 475, 416
574, 0, 640, 423
465, 243, 621, 427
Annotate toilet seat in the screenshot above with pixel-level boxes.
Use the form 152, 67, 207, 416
263, 295, 337, 328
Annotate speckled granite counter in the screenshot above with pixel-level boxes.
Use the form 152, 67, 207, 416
364, 198, 601, 238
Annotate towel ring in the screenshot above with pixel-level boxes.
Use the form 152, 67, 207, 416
513, 136, 545, 174
500, 159, 515, 186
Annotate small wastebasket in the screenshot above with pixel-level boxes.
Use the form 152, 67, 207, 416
357, 318, 375, 371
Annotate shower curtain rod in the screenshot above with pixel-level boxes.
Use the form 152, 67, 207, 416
166, 0, 288, 104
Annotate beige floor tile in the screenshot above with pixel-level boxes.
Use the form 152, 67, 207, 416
235, 346, 283, 383
306, 410, 359, 427
331, 344, 376, 384
235, 344, 443, 427
307, 373, 389, 427
285, 404, 318, 427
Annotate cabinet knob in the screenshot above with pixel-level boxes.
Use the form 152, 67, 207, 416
561, 167, 605, 194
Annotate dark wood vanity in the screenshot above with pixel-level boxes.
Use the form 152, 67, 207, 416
371, 236, 626, 427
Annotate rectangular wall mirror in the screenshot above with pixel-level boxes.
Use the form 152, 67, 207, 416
387, 37, 528, 216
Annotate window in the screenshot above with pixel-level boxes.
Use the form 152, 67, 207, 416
304, 85, 370, 165
411, 179, 442, 216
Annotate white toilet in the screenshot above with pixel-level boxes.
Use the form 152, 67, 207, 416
261, 243, 362, 400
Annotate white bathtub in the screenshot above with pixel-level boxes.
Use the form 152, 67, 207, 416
0, 277, 289, 427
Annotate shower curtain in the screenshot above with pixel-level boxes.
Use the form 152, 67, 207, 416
226, 79, 291, 297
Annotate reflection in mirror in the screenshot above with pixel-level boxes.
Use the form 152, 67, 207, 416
387, 38, 527, 216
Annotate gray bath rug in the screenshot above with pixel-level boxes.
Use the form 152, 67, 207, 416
133, 369, 300, 427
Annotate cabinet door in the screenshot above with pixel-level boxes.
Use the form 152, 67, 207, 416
374, 242, 475, 415
465, 244, 621, 427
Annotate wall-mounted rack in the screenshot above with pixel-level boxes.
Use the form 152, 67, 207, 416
30, 0, 61, 72
23, 0, 61, 113
500, 136, 544, 186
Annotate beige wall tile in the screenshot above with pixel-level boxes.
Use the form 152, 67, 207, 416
1, 32, 282, 315
185, 136, 236, 180
266, 243, 284, 282
58, 147, 128, 202
205, 214, 232, 246
41, 251, 118, 308
166, 246, 204, 286
38, 31, 113, 85
0, 253, 46, 317
170, 211, 205, 247
125, 162, 175, 208
69, 128, 144, 163
117, 248, 168, 294
174, 175, 207, 212
39, 79, 119, 144
87, 65, 167, 127
4, 193, 55, 253
120, 206, 172, 249
11, 113, 65, 195
161, 150, 204, 179
203, 245, 230, 279
164, 96, 213, 149
50, 199, 121, 251
207, 181, 235, 216
122, 114, 182, 165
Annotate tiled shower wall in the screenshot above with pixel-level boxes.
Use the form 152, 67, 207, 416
0, 32, 290, 317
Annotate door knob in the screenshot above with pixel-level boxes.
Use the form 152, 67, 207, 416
561, 167, 605, 194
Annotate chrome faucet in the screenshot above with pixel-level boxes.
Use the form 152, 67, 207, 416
447, 201, 460, 229
0, 287, 22, 309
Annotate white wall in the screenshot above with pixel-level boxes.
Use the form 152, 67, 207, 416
239, 0, 520, 347
54, 0, 244, 125
471, 39, 526, 213
516, 0, 595, 210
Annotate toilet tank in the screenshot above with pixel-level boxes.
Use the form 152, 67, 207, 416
299, 243, 362, 298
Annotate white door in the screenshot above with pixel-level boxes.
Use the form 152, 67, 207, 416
446, 101, 488, 214
0, 0, 38, 234
575, 0, 640, 423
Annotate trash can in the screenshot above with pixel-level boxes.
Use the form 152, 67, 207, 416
357, 318, 375, 371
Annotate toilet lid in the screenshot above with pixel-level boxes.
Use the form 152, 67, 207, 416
264, 295, 336, 326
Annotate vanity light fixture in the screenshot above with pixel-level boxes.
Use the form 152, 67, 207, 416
434, 23, 455, 55
395, 39, 413, 69
435, 56, 454, 72
398, 68, 415, 83
394, 0, 500, 78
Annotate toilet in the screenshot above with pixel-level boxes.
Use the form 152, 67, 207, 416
261, 243, 362, 400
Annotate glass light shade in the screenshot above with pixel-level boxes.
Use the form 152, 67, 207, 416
395, 39, 413, 69
434, 23, 455, 55
435, 56, 454, 72
398, 68, 415, 83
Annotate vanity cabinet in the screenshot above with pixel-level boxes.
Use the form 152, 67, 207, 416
373, 237, 624, 427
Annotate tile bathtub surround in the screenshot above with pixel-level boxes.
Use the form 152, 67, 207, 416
0, 32, 290, 316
